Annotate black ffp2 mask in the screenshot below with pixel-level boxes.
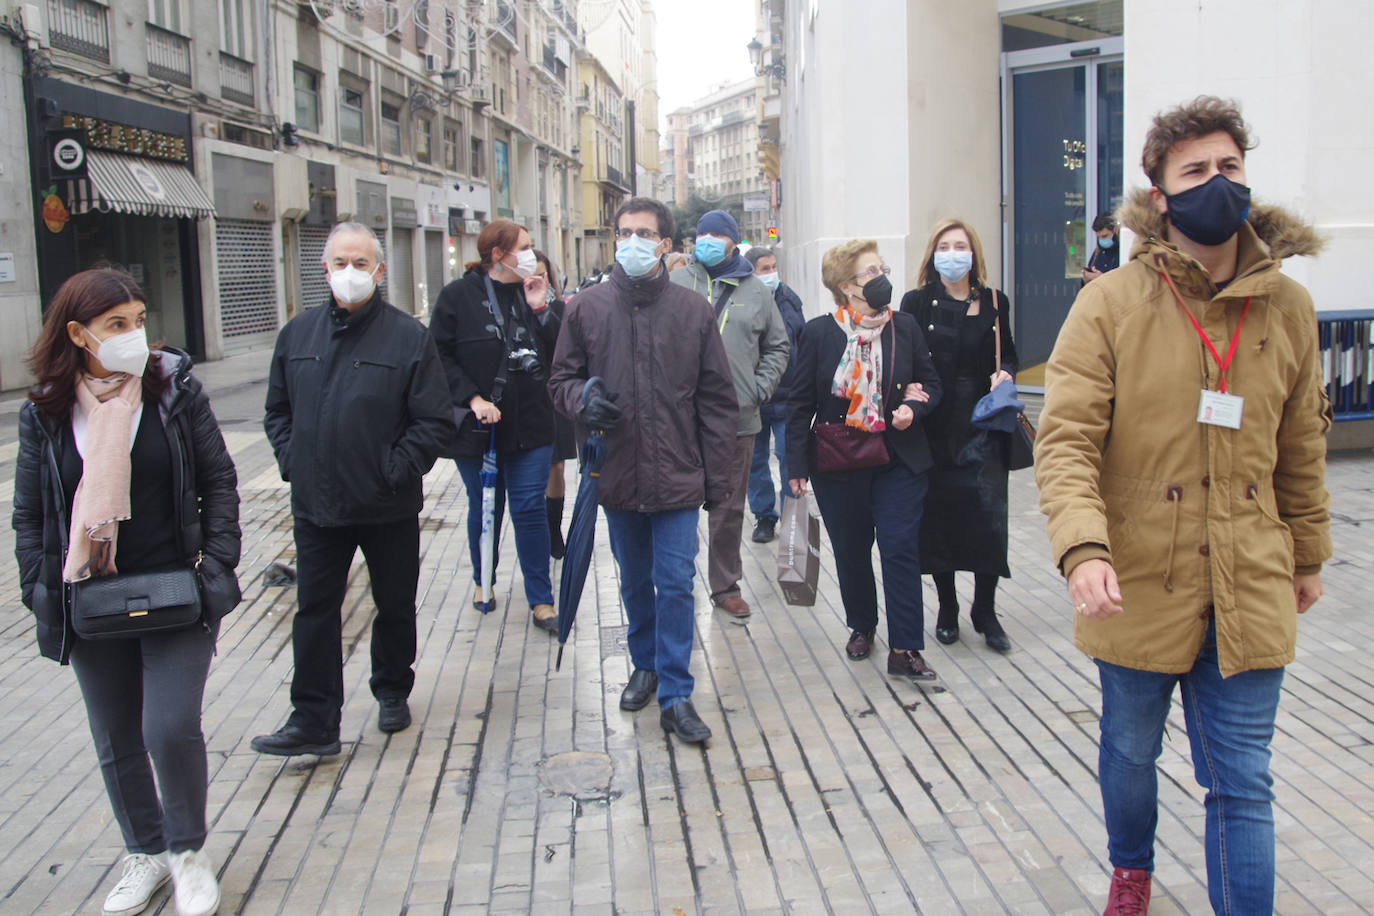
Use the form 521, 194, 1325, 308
1164, 173, 1252, 247
861, 275, 893, 310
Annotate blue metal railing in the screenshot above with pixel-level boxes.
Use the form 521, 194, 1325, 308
1318, 310, 1374, 421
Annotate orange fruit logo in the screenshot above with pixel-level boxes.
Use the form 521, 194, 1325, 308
41, 186, 70, 234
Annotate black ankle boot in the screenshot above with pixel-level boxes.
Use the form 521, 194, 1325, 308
935, 605, 959, 645
970, 606, 1011, 653
547, 497, 566, 559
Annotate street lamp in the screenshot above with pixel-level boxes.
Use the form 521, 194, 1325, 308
746, 37, 786, 83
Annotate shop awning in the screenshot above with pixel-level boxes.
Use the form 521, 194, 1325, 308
67, 151, 217, 220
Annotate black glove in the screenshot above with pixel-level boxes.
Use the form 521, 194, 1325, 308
702, 500, 717, 512
583, 392, 622, 430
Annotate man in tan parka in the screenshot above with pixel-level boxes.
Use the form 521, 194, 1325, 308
1036, 97, 1331, 915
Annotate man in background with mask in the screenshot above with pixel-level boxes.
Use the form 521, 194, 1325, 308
255, 221, 455, 756
743, 246, 805, 543
1036, 97, 1330, 914
671, 211, 789, 619
550, 198, 738, 744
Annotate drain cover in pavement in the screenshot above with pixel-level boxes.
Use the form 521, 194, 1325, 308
538, 751, 614, 799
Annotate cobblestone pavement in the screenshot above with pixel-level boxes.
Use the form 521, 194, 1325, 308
1, 352, 1371, 915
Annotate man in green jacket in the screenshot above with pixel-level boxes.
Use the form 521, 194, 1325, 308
671, 210, 789, 619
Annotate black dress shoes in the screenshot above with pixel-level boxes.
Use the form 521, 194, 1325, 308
660, 700, 711, 743
378, 697, 412, 733
751, 517, 777, 543
619, 669, 658, 711
972, 611, 1012, 653
250, 724, 341, 757
934, 605, 960, 645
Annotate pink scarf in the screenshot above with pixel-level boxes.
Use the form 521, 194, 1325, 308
62, 373, 143, 582
831, 305, 892, 431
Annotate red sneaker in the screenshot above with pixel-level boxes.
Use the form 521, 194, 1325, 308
1103, 867, 1151, 915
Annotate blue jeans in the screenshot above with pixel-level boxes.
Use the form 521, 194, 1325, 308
604, 507, 700, 710
456, 444, 554, 608
747, 405, 789, 522
1096, 622, 1284, 915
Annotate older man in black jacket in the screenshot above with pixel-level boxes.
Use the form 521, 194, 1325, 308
253, 221, 454, 756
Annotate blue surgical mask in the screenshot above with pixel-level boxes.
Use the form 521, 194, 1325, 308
933, 250, 973, 283
758, 271, 781, 292
615, 235, 661, 278
1097, 236, 1115, 249
694, 236, 728, 267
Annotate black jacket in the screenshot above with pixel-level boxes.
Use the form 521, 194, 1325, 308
900, 284, 1019, 390
766, 283, 807, 406
430, 270, 561, 454
784, 311, 944, 480
549, 262, 739, 512
264, 292, 455, 527
12, 349, 242, 663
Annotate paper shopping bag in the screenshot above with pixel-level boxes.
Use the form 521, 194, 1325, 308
776, 495, 820, 606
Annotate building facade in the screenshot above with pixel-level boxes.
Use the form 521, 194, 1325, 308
576, 51, 628, 273
772, 0, 1374, 384
2, 0, 657, 387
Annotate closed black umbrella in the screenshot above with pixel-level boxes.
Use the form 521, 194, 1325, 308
555, 378, 610, 671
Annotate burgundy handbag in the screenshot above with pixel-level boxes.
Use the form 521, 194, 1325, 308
812, 320, 894, 473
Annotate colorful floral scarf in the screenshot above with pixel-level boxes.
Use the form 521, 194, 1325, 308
831, 305, 891, 431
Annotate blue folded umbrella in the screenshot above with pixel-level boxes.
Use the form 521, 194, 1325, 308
970, 380, 1026, 434
555, 378, 611, 671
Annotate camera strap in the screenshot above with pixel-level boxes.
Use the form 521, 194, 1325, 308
483, 272, 516, 404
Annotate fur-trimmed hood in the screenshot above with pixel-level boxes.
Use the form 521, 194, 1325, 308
1117, 187, 1325, 261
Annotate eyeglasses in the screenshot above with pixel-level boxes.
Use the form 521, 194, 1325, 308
852, 264, 891, 282
615, 227, 660, 241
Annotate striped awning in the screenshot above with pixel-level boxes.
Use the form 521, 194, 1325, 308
66, 151, 217, 220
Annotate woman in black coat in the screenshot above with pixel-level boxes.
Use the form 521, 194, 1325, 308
786, 239, 944, 682
12, 268, 240, 916
900, 219, 1019, 653
430, 219, 561, 631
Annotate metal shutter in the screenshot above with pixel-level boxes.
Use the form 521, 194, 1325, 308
297, 225, 331, 309
389, 230, 414, 314
375, 238, 389, 302
216, 219, 279, 350
424, 229, 444, 315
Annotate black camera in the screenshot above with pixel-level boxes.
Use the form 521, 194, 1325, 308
506, 347, 544, 381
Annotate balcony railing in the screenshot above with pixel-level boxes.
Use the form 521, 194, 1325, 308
219, 52, 254, 105
605, 164, 625, 188
46, 0, 109, 62
147, 24, 192, 87
493, 0, 516, 41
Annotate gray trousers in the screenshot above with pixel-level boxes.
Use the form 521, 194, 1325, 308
707, 435, 756, 602
69, 622, 215, 855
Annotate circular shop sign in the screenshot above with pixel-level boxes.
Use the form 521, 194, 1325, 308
52, 138, 85, 172
128, 162, 167, 200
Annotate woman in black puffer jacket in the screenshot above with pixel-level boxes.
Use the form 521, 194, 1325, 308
12, 268, 240, 916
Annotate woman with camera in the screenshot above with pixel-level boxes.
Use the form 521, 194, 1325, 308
431, 220, 561, 632
13, 268, 241, 916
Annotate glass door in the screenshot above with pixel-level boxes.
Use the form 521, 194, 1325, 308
1001, 39, 1123, 382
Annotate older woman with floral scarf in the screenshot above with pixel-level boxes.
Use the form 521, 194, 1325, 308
785, 239, 944, 682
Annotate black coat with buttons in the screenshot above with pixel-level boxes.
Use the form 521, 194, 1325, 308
264, 291, 456, 527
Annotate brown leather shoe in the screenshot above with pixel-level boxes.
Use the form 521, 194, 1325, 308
845, 630, 876, 660
887, 649, 937, 681
531, 603, 558, 633
715, 596, 751, 619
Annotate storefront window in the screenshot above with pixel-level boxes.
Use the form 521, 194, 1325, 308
339, 86, 365, 146
294, 67, 319, 133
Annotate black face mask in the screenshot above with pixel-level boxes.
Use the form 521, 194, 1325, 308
859, 275, 893, 311
1163, 173, 1252, 246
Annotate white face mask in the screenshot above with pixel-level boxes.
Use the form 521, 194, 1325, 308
510, 248, 539, 280
329, 264, 378, 304
84, 325, 150, 377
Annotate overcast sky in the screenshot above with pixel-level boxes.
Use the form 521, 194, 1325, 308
651, 0, 756, 127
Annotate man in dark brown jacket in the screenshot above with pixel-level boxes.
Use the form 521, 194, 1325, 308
550, 197, 738, 744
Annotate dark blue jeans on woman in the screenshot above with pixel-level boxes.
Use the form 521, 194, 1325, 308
1096, 620, 1284, 915
457, 444, 555, 608
810, 461, 928, 650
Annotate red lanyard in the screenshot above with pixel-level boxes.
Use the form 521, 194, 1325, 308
1160, 271, 1251, 394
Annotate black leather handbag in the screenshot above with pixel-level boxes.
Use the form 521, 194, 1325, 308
70, 566, 203, 639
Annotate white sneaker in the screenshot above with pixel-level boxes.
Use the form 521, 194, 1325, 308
102, 853, 170, 916
168, 848, 221, 916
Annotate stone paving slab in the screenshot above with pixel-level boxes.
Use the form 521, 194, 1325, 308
0, 354, 1372, 914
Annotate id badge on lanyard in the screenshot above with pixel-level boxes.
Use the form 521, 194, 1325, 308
1162, 271, 1251, 431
